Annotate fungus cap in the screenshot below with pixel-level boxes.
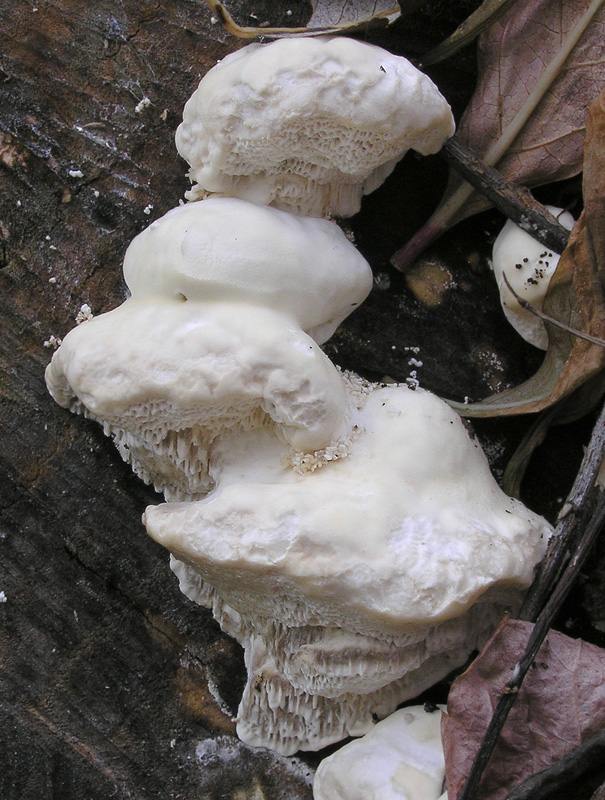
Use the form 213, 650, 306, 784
145, 382, 551, 634
492, 206, 575, 349
123, 198, 372, 344
144, 380, 553, 752
176, 36, 455, 217
313, 705, 446, 800
45, 299, 347, 499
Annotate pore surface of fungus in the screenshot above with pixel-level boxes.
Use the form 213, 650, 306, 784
144, 379, 553, 753
176, 36, 455, 217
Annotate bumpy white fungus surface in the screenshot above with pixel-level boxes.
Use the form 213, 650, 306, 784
45, 198, 370, 499
45, 299, 348, 500
123, 198, 372, 344
176, 36, 455, 217
492, 206, 575, 349
313, 705, 446, 800
144, 379, 552, 752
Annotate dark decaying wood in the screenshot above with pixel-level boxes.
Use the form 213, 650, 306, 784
1, 1, 604, 798
0, 2, 318, 798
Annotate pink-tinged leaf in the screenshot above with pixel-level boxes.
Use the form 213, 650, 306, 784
393, 0, 605, 271
442, 618, 605, 800
459, 0, 605, 195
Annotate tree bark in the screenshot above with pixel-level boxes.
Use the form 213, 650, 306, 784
0, 2, 315, 797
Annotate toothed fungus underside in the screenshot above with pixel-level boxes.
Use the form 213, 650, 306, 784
176, 36, 455, 217
144, 381, 552, 754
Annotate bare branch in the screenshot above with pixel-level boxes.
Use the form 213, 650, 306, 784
443, 137, 570, 254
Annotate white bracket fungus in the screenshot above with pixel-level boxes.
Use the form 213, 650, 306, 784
313, 705, 447, 800
46, 34, 554, 761
176, 36, 455, 217
144, 378, 552, 753
122, 197, 372, 345
492, 206, 575, 349
45, 198, 371, 500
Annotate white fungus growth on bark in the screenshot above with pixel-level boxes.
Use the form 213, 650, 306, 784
145, 377, 551, 753
492, 206, 575, 349
313, 705, 447, 800
176, 36, 455, 217
45, 34, 554, 758
45, 199, 371, 500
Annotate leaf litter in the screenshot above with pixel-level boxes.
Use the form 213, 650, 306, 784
392, 0, 605, 272
442, 618, 605, 800
448, 87, 605, 417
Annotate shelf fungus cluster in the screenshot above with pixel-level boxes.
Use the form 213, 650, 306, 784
46, 36, 553, 756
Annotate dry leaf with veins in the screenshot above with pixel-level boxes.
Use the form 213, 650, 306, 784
457, 0, 605, 215
393, 0, 605, 271
307, 0, 399, 28
442, 618, 605, 800
203, 0, 400, 37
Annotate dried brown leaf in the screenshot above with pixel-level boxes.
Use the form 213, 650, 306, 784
393, 0, 605, 271
450, 88, 605, 417
203, 0, 399, 37
307, 0, 399, 28
455, 0, 605, 217
442, 618, 605, 800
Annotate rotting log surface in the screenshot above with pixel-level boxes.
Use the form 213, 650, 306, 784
0, 2, 318, 798
1, 2, 604, 799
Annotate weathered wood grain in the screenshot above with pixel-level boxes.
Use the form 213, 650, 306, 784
0, 2, 317, 797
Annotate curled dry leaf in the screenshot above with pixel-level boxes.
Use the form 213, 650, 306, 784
307, 0, 400, 28
393, 0, 605, 271
442, 618, 605, 800
203, 0, 400, 37
449, 88, 605, 417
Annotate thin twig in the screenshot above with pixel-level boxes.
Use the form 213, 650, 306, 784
502, 273, 605, 347
443, 138, 570, 254
392, 0, 604, 273
457, 401, 605, 800
521, 398, 605, 620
